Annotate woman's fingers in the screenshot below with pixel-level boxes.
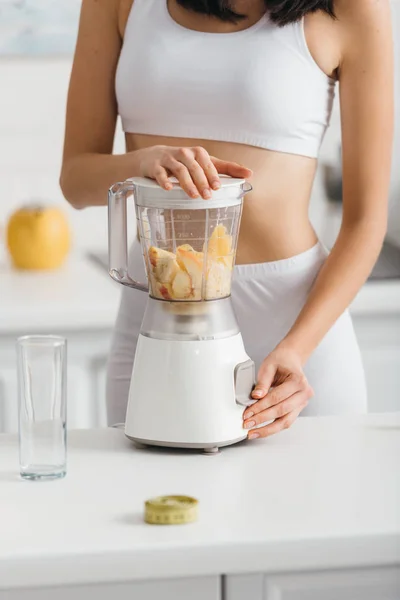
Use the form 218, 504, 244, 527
194, 147, 221, 191
248, 404, 306, 439
211, 157, 253, 178
245, 372, 308, 420
251, 363, 276, 400
171, 148, 211, 199
166, 158, 199, 198
153, 165, 172, 191
244, 346, 313, 440
157, 146, 252, 198
186, 160, 211, 199
244, 389, 310, 431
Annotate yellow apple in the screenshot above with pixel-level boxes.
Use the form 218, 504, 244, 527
6, 206, 71, 270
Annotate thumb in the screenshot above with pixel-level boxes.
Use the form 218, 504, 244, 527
252, 363, 277, 399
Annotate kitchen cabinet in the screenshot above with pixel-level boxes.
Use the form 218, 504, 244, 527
225, 568, 400, 600
352, 313, 400, 414
8, 568, 399, 600
2, 577, 220, 600
0, 256, 120, 433
0, 329, 111, 433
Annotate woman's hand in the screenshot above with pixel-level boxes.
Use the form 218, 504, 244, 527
243, 346, 314, 439
138, 145, 252, 199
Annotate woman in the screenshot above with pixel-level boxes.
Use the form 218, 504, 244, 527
61, 0, 393, 437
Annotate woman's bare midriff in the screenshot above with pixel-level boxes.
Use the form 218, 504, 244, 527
126, 133, 319, 265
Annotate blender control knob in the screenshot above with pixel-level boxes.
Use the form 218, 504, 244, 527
234, 359, 256, 407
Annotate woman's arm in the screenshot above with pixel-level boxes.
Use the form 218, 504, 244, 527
243, 0, 394, 437
281, 0, 394, 361
60, 0, 127, 208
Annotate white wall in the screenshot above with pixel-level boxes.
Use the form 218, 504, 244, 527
0, 59, 126, 253
0, 2, 399, 252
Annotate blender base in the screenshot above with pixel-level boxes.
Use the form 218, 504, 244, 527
126, 434, 248, 453
125, 333, 253, 451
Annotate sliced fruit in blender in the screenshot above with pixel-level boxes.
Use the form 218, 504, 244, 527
149, 247, 180, 283
176, 245, 204, 291
218, 254, 234, 269
148, 225, 234, 301
207, 224, 232, 258
156, 282, 174, 300
206, 259, 232, 299
172, 270, 193, 299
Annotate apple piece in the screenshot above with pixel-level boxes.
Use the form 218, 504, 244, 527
205, 260, 232, 299
157, 283, 173, 300
148, 246, 180, 283
172, 270, 193, 300
207, 224, 232, 258
176, 244, 204, 263
176, 245, 204, 295
149, 275, 173, 301
218, 253, 234, 270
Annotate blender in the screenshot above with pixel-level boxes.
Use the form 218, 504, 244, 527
108, 176, 255, 453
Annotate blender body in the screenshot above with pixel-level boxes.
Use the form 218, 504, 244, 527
108, 177, 255, 451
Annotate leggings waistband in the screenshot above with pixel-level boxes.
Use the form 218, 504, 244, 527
234, 242, 328, 280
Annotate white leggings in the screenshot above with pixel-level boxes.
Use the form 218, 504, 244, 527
106, 241, 367, 425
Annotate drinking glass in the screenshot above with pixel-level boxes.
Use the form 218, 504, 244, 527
17, 335, 67, 480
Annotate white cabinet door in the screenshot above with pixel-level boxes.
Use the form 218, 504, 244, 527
2, 576, 221, 600
352, 315, 400, 413
61, 330, 111, 430
0, 365, 18, 433
264, 568, 400, 600
90, 355, 109, 427
226, 567, 400, 600
225, 574, 264, 600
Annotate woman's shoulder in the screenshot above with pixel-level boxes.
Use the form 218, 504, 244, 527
332, 0, 392, 59
334, 0, 391, 26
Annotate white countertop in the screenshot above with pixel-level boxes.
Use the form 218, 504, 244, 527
0, 250, 399, 336
0, 254, 121, 334
1, 413, 399, 590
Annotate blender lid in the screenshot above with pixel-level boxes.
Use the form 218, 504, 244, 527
129, 176, 250, 209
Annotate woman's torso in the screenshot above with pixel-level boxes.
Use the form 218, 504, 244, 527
117, 0, 339, 264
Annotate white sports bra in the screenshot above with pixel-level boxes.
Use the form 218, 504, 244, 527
116, 0, 336, 158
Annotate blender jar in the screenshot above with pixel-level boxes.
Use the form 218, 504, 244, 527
138, 204, 242, 301
108, 177, 251, 301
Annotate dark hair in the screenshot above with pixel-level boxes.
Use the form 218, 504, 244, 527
175, 0, 335, 26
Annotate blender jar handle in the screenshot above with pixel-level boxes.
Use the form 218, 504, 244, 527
239, 182, 253, 198
108, 180, 149, 293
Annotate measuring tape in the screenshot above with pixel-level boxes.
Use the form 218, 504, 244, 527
144, 495, 198, 525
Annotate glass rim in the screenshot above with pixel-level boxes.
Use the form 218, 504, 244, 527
17, 335, 66, 347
